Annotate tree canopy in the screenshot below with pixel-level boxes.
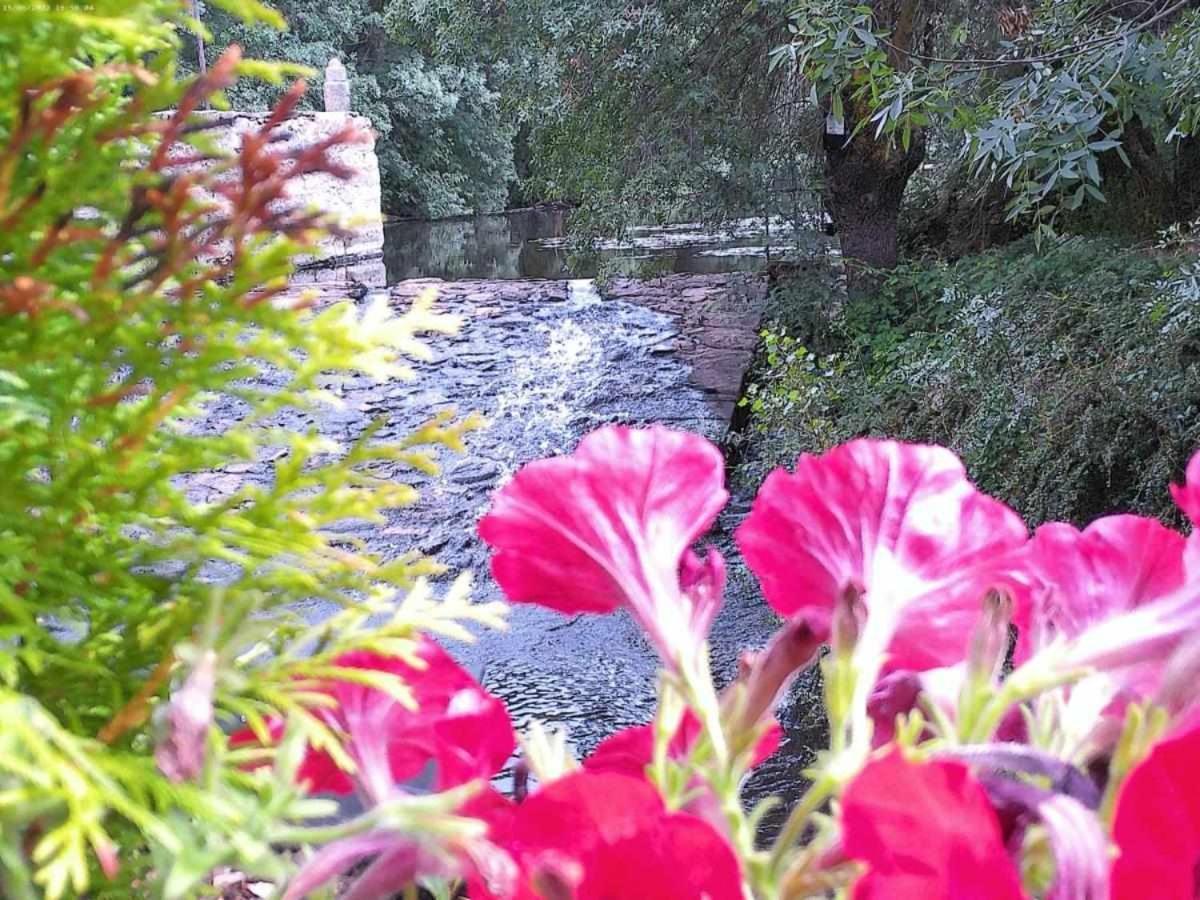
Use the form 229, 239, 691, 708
192, 0, 1200, 278
192, 0, 516, 217
398, 0, 1200, 282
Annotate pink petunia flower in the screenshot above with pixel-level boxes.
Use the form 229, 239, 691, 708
231, 642, 516, 900
735, 440, 1027, 670
1021, 516, 1200, 753
1109, 707, 1200, 900
473, 771, 743, 900
735, 439, 1027, 746
1026, 517, 1186, 647
230, 640, 515, 801
840, 749, 1027, 900
478, 425, 729, 670
580, 713, 782, 840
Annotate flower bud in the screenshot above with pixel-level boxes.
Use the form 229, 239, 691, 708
155, 649, 217, 783
831, 585, 865, 657
967, 590, 1013, 685
93, 837, 119, 880
679, 546, 726, 647
722, 617, 823, 735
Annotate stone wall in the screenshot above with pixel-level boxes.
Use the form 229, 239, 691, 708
192, 109, 385, 275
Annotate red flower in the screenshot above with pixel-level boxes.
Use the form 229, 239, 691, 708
479, 425, 728, 669
1110, 709, 1200, 900
840, 750, 1026, 900
231, 640, 514, 802
475, 771, 743, 900
583, 711, 781, 778
735, 439, 1027, 673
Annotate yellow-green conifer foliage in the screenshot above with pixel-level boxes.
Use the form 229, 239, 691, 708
0, 3, 500, 896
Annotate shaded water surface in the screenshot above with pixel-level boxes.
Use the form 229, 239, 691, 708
383, 208, 829, 281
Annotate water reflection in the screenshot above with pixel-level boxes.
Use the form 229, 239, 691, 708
383, 208, 827, 281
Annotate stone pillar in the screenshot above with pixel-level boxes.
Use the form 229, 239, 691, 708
323, 58, 350, 113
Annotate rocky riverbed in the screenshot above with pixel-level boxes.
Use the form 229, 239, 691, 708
190, 271, 825, 830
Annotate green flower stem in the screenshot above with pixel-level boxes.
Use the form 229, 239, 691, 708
955, 670, 993, 745
822, 652, 855, 756
766, 770, 839, 882
963, 662, 1086, 745
651, 673, 685, 803
668, 647, 764, 888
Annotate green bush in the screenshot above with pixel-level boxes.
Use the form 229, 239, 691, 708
0, 4, 497, 897
739, 237, 1200, 526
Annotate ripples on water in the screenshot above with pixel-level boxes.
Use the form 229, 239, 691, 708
376, 212, 835, 838
468, 522, 830, 840
382, 209, 830, 281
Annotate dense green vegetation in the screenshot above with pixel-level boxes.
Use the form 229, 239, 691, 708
553, 0, 1200, 280
192, 0, 1200, 292
190, 1, 516, 217
188, 0, 1200, 528
737, 232, 1200, 525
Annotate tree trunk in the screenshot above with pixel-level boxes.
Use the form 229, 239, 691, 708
822, 0, 927, 296
823, 115, 925, 296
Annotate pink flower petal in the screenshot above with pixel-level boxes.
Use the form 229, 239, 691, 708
582, 724, 659, 777
735, 439, 1027, 673
580, 813, 743, 899
484, 771, 742, 900
229, 640, 514, 801
583, 711, 781, 778
1027, 516, 1185, 641
479, 425, 728, 666
1037, 794, 1109, 900
1168, 449, 1200, 575
841, 750, 1026, 900
1023, 517, 1199, 752
1170, 449, 1200, 526
1110, 708, 1200, 900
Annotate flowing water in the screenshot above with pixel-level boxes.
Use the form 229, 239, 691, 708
209, 213, 831, 835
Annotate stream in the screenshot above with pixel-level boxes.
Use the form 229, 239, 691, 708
380, 211, 832, 832
209, 212, 831, 835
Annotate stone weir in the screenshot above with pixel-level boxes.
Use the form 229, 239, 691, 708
290, 273, 766, 580
192, 272, 772, 763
